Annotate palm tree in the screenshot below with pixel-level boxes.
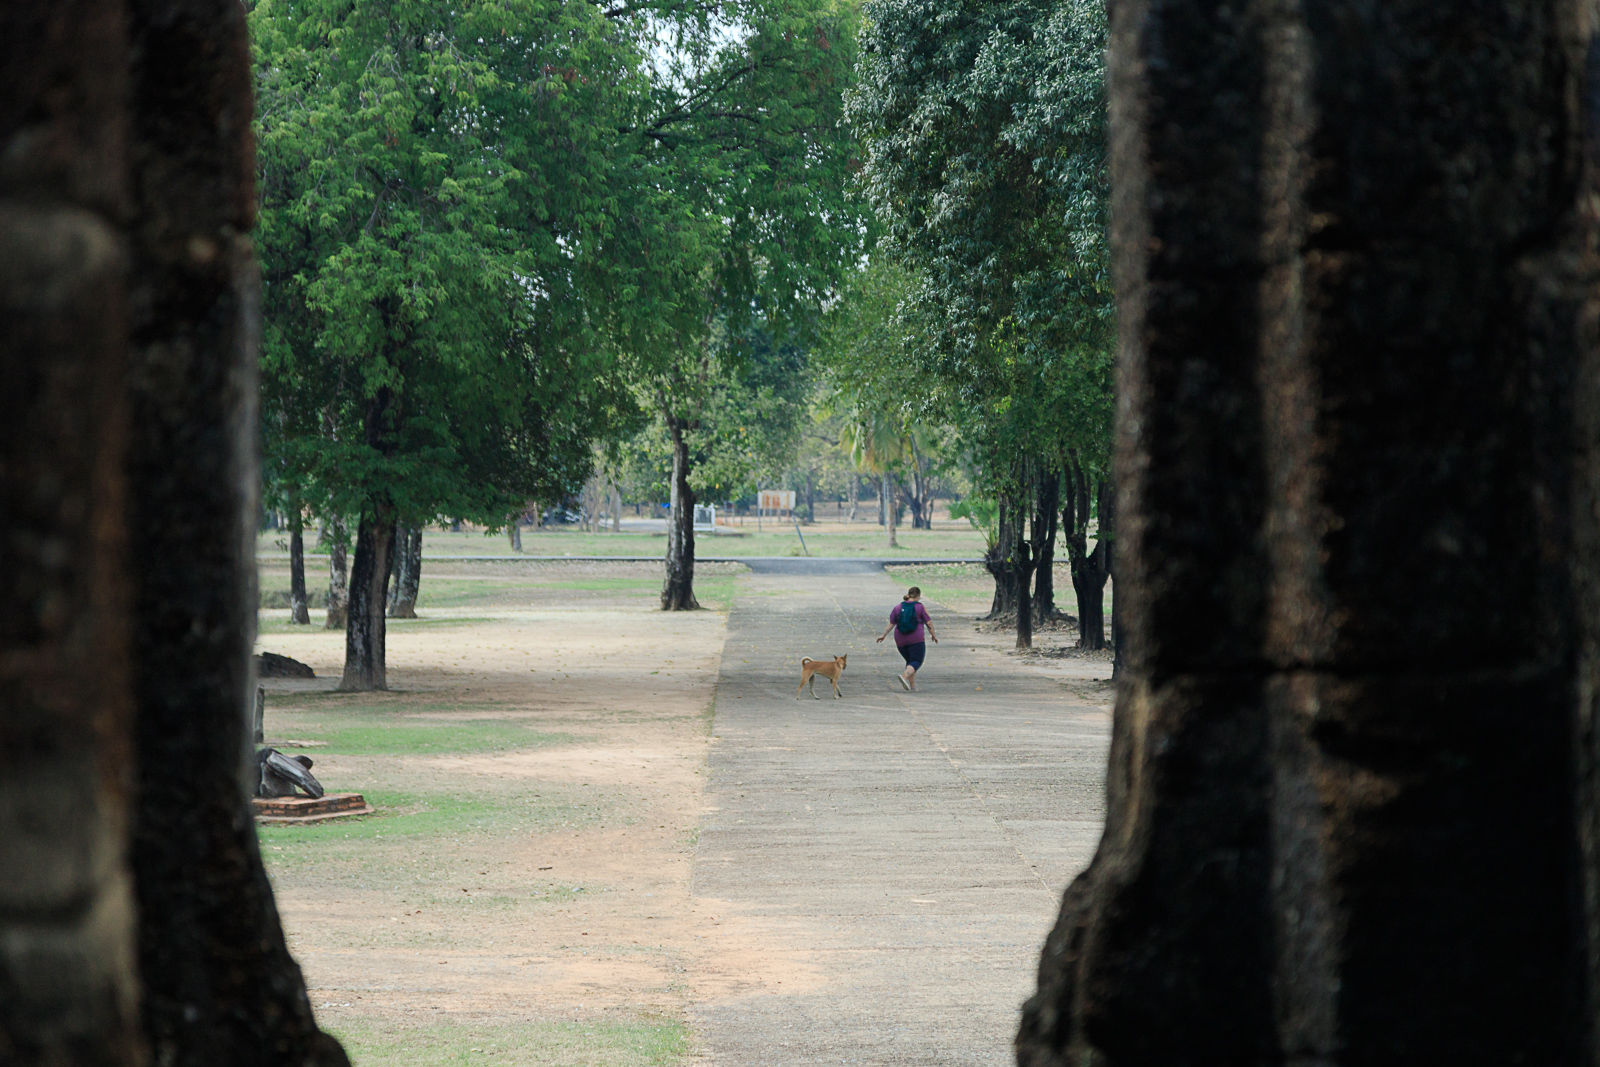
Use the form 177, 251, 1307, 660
849, 404, 911, 549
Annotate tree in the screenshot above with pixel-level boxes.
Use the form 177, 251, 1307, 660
1055, 457, 1107, 647
819, 259, 957, 548
1019, 1, 1600, 1062
613, 0, 868, 609
649, 320, 819, 608
850, 0, 1115, 640
388, 526, 423, 619
616, 321, 814, 601
252, 0, 634, 688
2, 1, 344, 1062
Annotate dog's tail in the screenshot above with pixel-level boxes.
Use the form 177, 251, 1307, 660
800, 657, 814, 665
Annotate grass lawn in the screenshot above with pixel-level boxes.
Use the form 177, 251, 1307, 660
257, 561, 746, 615
259, 523, 987, 561
886, 560, 1111, 625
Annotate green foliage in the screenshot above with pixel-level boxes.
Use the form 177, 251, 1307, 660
815, 258, 957, 526
949, 495, 1000, 548
617, 322, 815, 504
622, 5, 869, 442
846, 0, 1115, 492
849, 0, 1110, 366
252, 0, 642, 528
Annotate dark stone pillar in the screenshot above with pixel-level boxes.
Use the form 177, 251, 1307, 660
121, 1, 347, 1062
1019, 3, 1600, 1064
0, 3, 143, 1063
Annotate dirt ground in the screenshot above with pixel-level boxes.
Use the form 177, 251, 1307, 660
253, 560, 1111, 1066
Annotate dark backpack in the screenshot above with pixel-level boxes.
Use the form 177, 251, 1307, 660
896, 601, 919, 634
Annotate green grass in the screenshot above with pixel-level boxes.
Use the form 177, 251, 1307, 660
257, 616, 340, 635
297, 720, 577, 757
686, 573, 739, 612
324, 1016, 692, 1067
411, 571, 741, 612
885, 561, 992, 584
257, 698, 611, 866
279, 697, 520, 712
414, 578, 531, 609
260, 526, 985, 560
260, 694, 583, 757
885, 561, 1112, 622
258, 788, 610, 860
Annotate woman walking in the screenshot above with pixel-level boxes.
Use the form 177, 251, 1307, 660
876, 586, 937, 691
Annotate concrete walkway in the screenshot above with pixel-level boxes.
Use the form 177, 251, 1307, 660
691, 564, 1111, 1065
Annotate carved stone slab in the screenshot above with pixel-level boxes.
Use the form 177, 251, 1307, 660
252, 793, 372, 823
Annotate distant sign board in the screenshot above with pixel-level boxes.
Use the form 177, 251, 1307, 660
693, 504, 717, 531
759, 490, 795, 512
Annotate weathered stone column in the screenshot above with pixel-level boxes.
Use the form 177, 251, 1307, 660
121, 2, 345, 1062
4, 1, 347, 1063
0, 4, 143, 1063
1019, 2, 1600, 1064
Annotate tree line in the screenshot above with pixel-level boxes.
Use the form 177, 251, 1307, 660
253, 0, 1116, 690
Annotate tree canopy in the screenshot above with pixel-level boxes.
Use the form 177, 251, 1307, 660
844, 0, 1115, 642
252, 0, 638, 532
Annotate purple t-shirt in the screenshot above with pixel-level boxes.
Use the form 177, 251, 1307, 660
891, 601, 931, 646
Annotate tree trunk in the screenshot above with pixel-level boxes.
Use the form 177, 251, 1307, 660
323, 519, 348, 629
340, 378, 398, 688
340, 502, 396, 691
661, 417, 699, 610
1014, 538, 1035, 650
388, 525, 421, 618
908, 442, 932, 529
610, 482, 622, 532
1070, 476, 1112, 651
1063, 464, 1111, 652
1018, 4, 1600, 1064
1104, 479, 1120, 672
65, 1, 346, 1062
1060, 454, 1111, 648
1032, 463, 1061, 623
581, 474, 602, 533
984, 488, 1022, 620
288, 508, 310, 624
883, 472, 899, 548
847, 474, 859, 522
508, 516, 523, 551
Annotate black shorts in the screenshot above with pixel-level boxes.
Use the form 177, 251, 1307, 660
896, 641, 926, 670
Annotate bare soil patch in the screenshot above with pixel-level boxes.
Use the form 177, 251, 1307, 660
254, 561, 741, 1064
253, 559, 1111, 1065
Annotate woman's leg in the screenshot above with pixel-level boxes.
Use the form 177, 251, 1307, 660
904, 643, 926, 690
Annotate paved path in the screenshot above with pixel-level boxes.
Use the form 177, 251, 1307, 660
691, 564, 1111, 1065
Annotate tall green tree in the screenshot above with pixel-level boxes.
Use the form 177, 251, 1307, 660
620, 322, 814, 577
819, 259, 941, 544
849, 0, 1115, 646
616, 0, 869, 609
252, 0, 635, 688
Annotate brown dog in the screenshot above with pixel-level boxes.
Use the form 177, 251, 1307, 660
797, 654, 847, 699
